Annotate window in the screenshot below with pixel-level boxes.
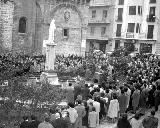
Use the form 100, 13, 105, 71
119, 0, 124, 5
138, 6, 142, 15
129, 6, 136, 15
116, 24, 122, 37
150, 0, 156, 3
147, 25, 154, 39
92, 10, 96, 18
90, 27, 95, 35
102, 10, 108, 20
101, 27, 106, 36
19, 17, 27, 33
127, 23, 135, 33
136, 23, 141, 33
115, 40, 120, 49
117, 8, 123, 21
63, 28, 69, 37
149, 7, 156, 16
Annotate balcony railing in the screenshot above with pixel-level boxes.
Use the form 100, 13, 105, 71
119, 32, 146, 39
87, 33, 109, 40
146, 15, 156, 22
88, 18, 111, 24
126, 32, 134, 38
89, 0, 112, 7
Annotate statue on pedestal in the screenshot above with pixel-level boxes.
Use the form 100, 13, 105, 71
42, 18, 59, 85
48, 19, 56, 43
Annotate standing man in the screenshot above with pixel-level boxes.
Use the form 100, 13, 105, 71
74, 82, 81, 101
93, 97, 100, 125
66, 83, 74, 104
154, 85, 160, 112
132, 85, 140, 113
75, 100, 86, 128
119, 89, 128, 116
81, 84, 90, 100
67, 102, 78, 128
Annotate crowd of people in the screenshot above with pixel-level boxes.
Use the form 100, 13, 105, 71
19, 77, 159, 128
55, 54, 85, 70
17, 54, 160, 128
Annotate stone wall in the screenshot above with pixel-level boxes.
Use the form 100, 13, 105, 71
42, 1, 89, 56
0, 1, 14, 52
11, 0, 37, 53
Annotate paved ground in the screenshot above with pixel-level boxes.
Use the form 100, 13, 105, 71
98, 107, 160, 128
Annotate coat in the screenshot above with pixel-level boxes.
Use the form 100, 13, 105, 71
74, 84, 81, 99
108, 99, 119, 118
132, 89, 140, 108
66, 87, 74, 104
139, 88, 148, 108
88, 111, 98, 128
119, 94, 128, 114
81, 87, 90, 100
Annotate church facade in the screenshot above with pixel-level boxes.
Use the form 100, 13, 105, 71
0, 0, 91, 56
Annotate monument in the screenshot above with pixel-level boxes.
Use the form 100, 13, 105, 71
41, 19, 59, 85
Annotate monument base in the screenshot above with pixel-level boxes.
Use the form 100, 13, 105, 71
41, 71, 60, 86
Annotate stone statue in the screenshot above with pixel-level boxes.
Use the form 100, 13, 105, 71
48, 19, 56, 43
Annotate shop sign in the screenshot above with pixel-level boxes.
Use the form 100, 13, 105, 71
139, 33, 146, 39
126, 33, 134, 38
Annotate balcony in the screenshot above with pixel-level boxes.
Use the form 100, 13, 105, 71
138, 33, 146, 39
88, 18, 111, 24
146, 15, 156, 22
120, 32, 147, 39
87, 34, 109, 40
125, 32, 134, 38
89, 0, 112, 7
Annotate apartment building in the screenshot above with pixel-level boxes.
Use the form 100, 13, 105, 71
85, 0, 115, 54
114, 0, 160, 54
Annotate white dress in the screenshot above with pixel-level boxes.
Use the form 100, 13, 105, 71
108, 99, 119, 118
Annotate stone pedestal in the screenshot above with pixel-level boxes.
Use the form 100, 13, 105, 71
45, 43, 56, 70
43, 42, 60, 85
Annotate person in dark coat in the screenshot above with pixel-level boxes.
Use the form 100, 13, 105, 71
66, 83, 74, 104
82, 101, 89, 128
148, 85, 156, 108
74, 83, 81, 100
81, 84, 90, 100
139, 86, 149, 115
29, 115, 40, 128
132, 86, 140, 113
117, 113, 131, 128
154, 85, 160, 111
119, 89, 128, 116
20, 116, 30, 128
